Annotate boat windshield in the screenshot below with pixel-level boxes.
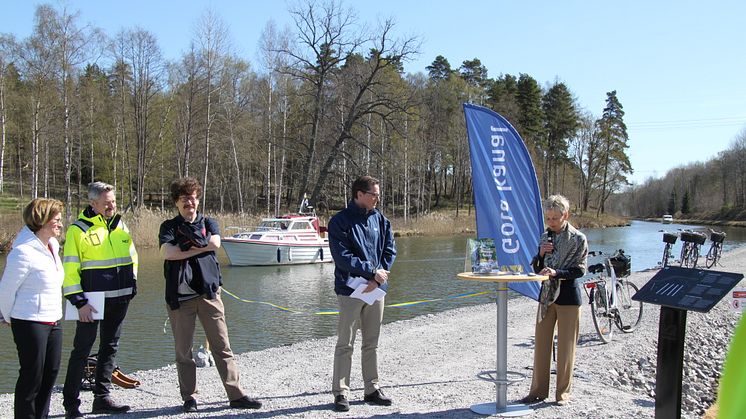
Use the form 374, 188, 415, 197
256, 220, 287, 231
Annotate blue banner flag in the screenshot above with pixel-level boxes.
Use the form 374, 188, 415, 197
463, 103, 544, 300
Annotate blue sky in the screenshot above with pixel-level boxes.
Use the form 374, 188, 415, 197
5, 1, 746, 185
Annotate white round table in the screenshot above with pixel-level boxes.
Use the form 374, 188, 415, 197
457, 272, 548, 417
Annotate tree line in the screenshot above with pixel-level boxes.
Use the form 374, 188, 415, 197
618, 130, 746, 219
0, 1, 634, 222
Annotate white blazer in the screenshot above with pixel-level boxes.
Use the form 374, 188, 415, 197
0, 225, 64, 323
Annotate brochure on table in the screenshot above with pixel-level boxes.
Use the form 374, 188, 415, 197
466, 238, 498, 274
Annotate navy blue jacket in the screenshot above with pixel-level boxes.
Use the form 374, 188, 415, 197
328, 201, 397, 296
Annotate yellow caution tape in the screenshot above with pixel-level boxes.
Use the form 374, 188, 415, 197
220, 288, 491, 315
221, 288, 303, 313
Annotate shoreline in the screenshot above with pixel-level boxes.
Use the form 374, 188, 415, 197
1, 248, 745, 418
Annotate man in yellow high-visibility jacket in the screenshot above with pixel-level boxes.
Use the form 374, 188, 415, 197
61, 181, 138, 419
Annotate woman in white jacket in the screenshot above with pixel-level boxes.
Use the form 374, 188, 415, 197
0, 198, 64, 419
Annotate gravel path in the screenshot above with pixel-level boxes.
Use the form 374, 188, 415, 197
2, 248, 744, 419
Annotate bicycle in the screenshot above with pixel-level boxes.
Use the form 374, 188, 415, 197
660, 231, 678, 267
705, 229, 726, 268
679, 230, 707, 268
583, 250, 643, 343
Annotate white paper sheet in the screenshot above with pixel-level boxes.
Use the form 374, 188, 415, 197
349, 283, 386, 305
346, 276, 368, 289
65, 291, 105, 321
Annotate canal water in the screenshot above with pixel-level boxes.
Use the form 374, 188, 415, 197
0, 220, 744, 393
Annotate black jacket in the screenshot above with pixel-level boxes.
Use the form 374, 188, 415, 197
159, 213, 222, 309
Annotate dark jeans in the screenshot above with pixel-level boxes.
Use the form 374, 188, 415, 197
63, 299, 130, 411
11, 319, 63, 419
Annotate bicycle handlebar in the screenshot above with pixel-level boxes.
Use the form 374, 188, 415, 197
588, 263, 605, 274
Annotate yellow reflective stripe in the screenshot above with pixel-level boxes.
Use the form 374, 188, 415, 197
63, 284, 83, 295
104, 288, 133, 298
72, 221, 91, 232
63, 256, 81, 263
80, 257, 133, 269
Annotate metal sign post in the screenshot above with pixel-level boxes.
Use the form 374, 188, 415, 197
633, 266, 743, 419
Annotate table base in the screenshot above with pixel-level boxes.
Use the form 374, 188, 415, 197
470, 402, 533, 417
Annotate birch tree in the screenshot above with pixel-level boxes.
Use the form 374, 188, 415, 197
194, 10, 230, 211
32, 4, 102, 214
0, 35, 14, 193
259, 20, 291, 216
114, 28, 165, 208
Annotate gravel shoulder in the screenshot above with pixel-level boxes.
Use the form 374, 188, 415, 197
2, 248, 745, 419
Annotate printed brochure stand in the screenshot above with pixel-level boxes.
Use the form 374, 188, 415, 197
632, 266, 743, 419
457, 273, 548, 417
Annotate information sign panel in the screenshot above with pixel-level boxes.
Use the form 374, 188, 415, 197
632, 266, 743, 313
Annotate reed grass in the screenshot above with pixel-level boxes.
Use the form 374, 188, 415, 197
390, 210, 476, 237
124, 209, 264, 248
123, 209, 627, 248
0, 204, 627, 250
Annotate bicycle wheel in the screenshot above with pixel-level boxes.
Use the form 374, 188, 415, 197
590, 286, 613, 343
705, 243, 721, 268
713, 243, 723, 265
689, 245, 700, 268
679, 244, 690, 267
661, 244, 671, 267
614, 281, 643, 333
705, 245, 716, 268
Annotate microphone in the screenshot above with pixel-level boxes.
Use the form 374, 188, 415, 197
545, 229, 554, 253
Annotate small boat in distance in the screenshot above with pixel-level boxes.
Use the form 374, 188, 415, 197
222, 202, 332, 266
662, 214, 673, 224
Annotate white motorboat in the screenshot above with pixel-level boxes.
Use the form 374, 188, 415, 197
221, 214, 332, 266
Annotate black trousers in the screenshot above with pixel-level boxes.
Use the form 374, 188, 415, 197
62, 299, 130, 411
11, 318, 63, 419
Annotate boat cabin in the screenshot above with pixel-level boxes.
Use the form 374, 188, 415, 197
230, 216, 327, 241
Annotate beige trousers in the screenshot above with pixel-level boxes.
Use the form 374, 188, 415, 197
332, 295, 384, 397
168, 292, 245, 402
527, 303, 580, 402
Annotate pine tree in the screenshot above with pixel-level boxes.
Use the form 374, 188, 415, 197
681, 189, 691, 214
426, 55, 453, 81
596, 90, 632, 214
541, 82, 578, 196
516, 74, 544, 163
667, 189, 677, 215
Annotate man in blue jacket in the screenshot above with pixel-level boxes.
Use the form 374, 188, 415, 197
328, 175, 397, 412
